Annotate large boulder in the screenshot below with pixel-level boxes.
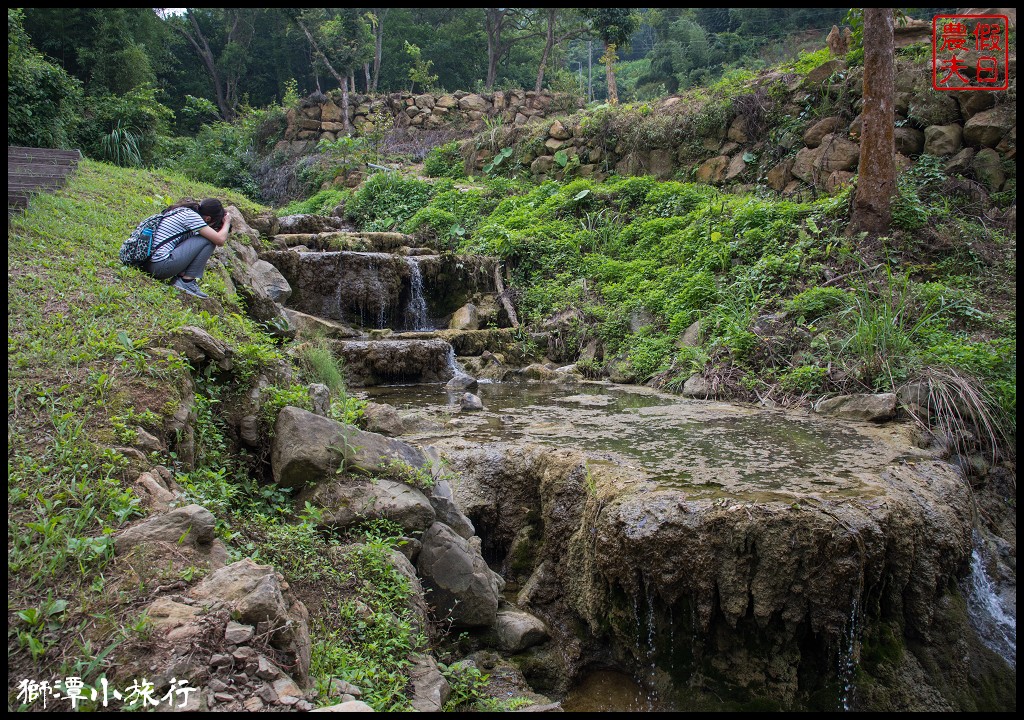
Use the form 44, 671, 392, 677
963, 105, 1015, 148
813, 393, 897, 422
417, 522, 501, 628
271, 406, 430, 489
190, 558, 312, 684
299, 477, 437, 534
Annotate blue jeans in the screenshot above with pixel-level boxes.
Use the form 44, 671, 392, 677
146, 236, 216, 280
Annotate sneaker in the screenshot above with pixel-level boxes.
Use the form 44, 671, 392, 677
172, 276, 210, 299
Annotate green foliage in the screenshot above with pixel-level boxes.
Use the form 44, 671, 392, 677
405, 41, 438, 92
158, 116, 261, 199
297, 339, 348, 395
310, 533, 427, 712
77, 84, 175, 167
786, 286, 854, 323
346, 172, 437, 231
423, 141, 466, 179
278, 188, 348, 217
8, 8, 84, 149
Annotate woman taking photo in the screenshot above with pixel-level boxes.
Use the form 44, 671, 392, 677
144, 198, 232, 299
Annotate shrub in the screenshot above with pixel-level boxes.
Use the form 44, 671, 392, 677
423, 141, 466, 179
8, 9, 84, 149
786, 286, 854, 323
346, 173, 436, 231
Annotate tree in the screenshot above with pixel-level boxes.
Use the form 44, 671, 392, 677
173, 9, 256, 121
850, 8, 896, 235
291, 10, 374, 132
8, 8, 83, 149
484, 8, 542, 91
583, 8, 639, 104
370, 8, 389, 91
533, 9, 587, 100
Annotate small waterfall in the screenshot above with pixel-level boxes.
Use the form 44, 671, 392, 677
837, 597, 861, 711
404, 256, 429, 331
965, 532, 1016, 668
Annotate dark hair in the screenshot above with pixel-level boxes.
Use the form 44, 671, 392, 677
164, 197, 225, 230
199, 198, 225, 230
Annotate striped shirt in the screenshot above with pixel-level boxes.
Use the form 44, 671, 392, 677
150, 208, 209, 262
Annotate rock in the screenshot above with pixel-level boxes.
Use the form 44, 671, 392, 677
972, 148, 1005, 191
813, 393, 897, 422
458, 94, 489, 112
309, 383, 331, 417
803, 59, 844, 87
548, 119, 571, 140
495, 608, 549, 652
894, 126, 925, 156
681, 373, 715, 399
300, 477, 436, 534
766, 159, 794, 191
361, 402, 406, 436
944, 147, 975, 175
224, 621, 254, 644
311, 701, 375, 712
191, 559, 311, 682
826, 25, 851, 56
696, 155, 729, 184
114, 504, 216, 553
923, 125, 963, 156
409, 654, 451, 712
815, 133, 860, 173
461, 393, 484, 411
446, 372, 478, 392
677, 321, 701, 348
802, 116, 846, 148
417, 522, 500, 628
449, 303, 480, 331
271, 406, 429, 488
725, 153, 747, 181
963, 106, 1014, 148
135, 471, 176, 508
147, 597, 200, 631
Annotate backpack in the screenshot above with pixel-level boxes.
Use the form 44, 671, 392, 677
119, 207, 192, 268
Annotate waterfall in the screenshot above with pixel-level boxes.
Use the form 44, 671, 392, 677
838, 597, 861, 711
405, 257, 429, 331
966, 532, 1016, 668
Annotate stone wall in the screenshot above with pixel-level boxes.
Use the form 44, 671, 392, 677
463, 57, 1016, 197
275, 89, 584, 156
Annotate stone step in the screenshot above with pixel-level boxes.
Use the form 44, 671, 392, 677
272, 230, 418, 253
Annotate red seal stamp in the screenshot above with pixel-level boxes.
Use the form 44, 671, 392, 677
932, 14, 1010, 91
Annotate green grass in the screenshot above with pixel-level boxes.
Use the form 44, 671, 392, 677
7, 160, 293, 700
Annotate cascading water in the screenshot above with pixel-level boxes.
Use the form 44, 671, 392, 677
837, 597, 861, 711
404, 256, 429, 331
965, 531, 1016, 668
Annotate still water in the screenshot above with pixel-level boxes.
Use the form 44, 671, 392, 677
361, 380, 919, 503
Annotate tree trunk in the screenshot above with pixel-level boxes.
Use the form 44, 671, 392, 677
341, 75, 350, 134
484, 8, 507, 91
180, 11, 233, 120
604, 42, 619, 105
534, 9, 558, 100
363, 63, 371, 93
372, 8, 386, 91
850, 9, 896, 235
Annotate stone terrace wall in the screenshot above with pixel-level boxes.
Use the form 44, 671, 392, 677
275, 89, 584, 157
462, 58, 1015, 199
